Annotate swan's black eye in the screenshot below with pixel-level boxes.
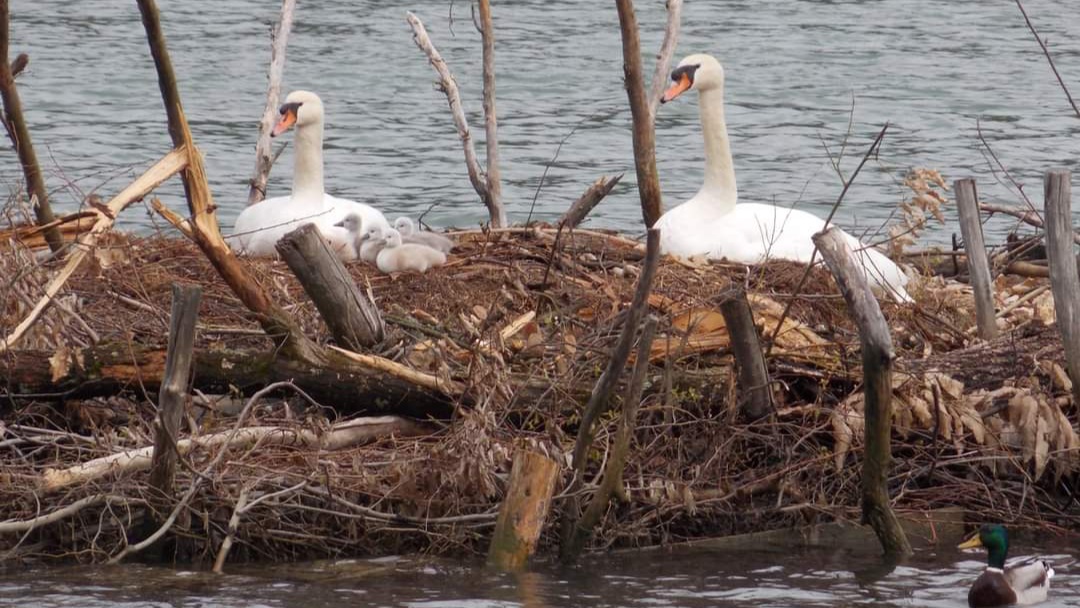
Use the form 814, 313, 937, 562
278, 101, 303, 115
670, 64, 701, 83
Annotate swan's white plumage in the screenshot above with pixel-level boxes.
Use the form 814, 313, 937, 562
656, 54, 911, 302
228, 90, 389, 259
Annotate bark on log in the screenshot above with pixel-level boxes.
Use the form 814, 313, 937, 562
1043, 170, 1080, 409
247, 0, 297, 206
0, 1, 62, 252
476, 0, 506, 228
720, 287, 772, 420
955, 179, 998, 340
615, 0, 664, 227
1, 344, 456, 420
813, 227, 912, 557
276, 223, 385, 348
486, 449, 559, 571
147, 284, 202, 509
558, 174, 623, 229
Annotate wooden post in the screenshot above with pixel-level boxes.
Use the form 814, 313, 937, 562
813, 226, 913, 557
276, 223, 385, 348
558, 174, 623, 229
615, 0, 664, 227
486, 449, 559, 571
0, 1, 63, 252
719, 287, 772, 420
562, 315, 657, 561
1044, 170, 1080, 408
954, 178, 998, 339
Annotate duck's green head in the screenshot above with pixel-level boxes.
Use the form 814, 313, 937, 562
958, 524, 1009, 569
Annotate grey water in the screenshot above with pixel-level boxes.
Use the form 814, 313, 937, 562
1, 540, 1079, 607
2, 0, 1079, 245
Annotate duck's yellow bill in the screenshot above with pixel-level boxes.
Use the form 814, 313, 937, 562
958, 534, 984, 549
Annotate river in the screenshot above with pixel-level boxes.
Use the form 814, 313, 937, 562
2, 0, 1079, 243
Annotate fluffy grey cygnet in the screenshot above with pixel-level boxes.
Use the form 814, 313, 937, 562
393, 217, 454, 254
375, 229, 447, 274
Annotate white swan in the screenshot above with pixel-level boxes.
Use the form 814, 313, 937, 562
375, 229, 447, 274
229, 90, 389, 258
394, 217, 455, 254
656, 54, 912, 303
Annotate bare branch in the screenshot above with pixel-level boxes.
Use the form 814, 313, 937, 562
477, 0, 506, 227
1014, 0, 1080, 120
247, 0, 297, 206
647, 0, 683, 121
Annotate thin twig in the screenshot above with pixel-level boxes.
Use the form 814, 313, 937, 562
1014, 0, 1080, 120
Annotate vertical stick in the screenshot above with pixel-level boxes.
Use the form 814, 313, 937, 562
147, 284, 201, 522
477, 0, 506, 228
719, 287, 771, 420
276, 223, 385, 348
486, 450, 559, 571
615, 0, 664, 227
647, 0, 683, 122
1044, 170, 1080, 408
0, 1, 62, 252
247, 0, 297, 206
954, 178, 998, 340
813, 226, 912, 557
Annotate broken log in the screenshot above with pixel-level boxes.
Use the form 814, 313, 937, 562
955, 178, 998, 340
1044, 169, 1080, 409
720, 287, 772, 420
813, 226, 912, 557
276, 223, 385, 349
486, 449, 559, 571
558, 174, 623, 229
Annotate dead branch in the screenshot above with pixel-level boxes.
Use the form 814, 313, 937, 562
0, 0, 62, 252
559, 174, 623, 229
615, 0, 664, 227
0, 495, 139, 535
981, 200, 1080, 245
1014, 0, 1080, 120
247, 0, 297, 206
476, 0, 506, 228
406, 12, 500, 225
647, 0, 683, 121
9, 51, 26, 77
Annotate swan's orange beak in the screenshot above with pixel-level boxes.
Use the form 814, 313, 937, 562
271, 105, 298, 138
661, 73, 692, 104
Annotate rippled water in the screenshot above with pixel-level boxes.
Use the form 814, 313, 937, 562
2, 541, 1078, 607
2, 1, 1079, 243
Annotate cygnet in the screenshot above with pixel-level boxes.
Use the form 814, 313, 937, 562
394, 217, 455, 254
359, 225, 387, 264
332, 213, 365, 260
375, 229, 447, 274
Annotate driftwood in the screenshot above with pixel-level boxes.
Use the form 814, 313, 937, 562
615, 0, 664, 227
1043, 170, 1080, 408
486, 449, 559, 571
276, 223, 385, 348
955, 179, 998, 340
813, 226, 912, 557
247, 0, 297, 205
980, 201, 1080, 245
558, 174, 623, 229
720, 287, 772, 420
0, 0, 62, 252
647, 0, 683, 121
476, 0, 506, 228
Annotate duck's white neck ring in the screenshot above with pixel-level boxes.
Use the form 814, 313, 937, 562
696, 87, 738, 211
291, 120, 325, 201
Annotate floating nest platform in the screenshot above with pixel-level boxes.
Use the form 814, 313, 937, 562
1, 225, 1078, 566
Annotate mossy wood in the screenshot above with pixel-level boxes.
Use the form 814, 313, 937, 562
486, 450, 559, 571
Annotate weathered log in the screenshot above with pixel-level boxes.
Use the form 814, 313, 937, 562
1043, 170, 1080, 409
720, 287, 772, 420
0, 1, 62, 252
276, 223, 385, 348
615, 0, 664, 227
954, 179, 998, 339
147, 284, 202, 509
813, 226, 912, 557
559, 174, 623, 229
1, 344, 456, 420
486, 449, 559, 571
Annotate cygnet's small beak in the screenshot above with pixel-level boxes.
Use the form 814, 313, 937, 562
333, 219, 345, 228
661, 72, 692, 104
271, 103, 300, 137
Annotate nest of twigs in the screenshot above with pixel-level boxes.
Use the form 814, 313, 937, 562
1, 219, 1078, 566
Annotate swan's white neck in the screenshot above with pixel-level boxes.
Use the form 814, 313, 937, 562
291, 119, 325, 202
695, 87, 737, 213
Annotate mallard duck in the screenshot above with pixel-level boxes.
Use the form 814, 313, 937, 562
958, 524, 1054, 607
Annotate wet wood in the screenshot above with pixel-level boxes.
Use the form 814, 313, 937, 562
559, 174, 623, 229
276, 223, 385, 349
147, 284, 202, 508
720, 287, 772, 420
615, 0, 664, 227
813, 226, 912, 557
487, 449, 559, 571
955, 179, 998, 339
247, 0, 297, 206
1043, 170, 1080, 408
0, 1, 62, 252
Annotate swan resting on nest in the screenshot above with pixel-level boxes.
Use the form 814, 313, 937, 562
229, 90, 389, 260
655, 54, 912, 303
